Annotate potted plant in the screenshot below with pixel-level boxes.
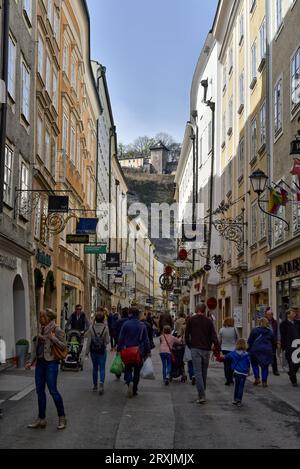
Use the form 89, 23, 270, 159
16, 339, 29, 368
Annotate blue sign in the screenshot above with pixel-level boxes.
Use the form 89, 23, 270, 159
76, 218, 98, 235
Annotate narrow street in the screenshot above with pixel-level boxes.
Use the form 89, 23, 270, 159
1, 343, 299, 450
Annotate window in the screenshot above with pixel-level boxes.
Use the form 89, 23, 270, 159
52, 69, 58, 110
53, 8, 60, 41
4, 145, 13, 205
70, 126, 76, 164
48, 0, 53, 26
45, 54, 51, 95
251, 203, 257, 245
45, 128, 51, 171
239, 72, 244, 107
208, 121, 212, 152
228, 48, 233, 74
239, 14, 244, 43
21, 59, 30, 122
37, 115, 43, 156
222, 113, 226, 144
250, 0, 256, 13
37, 35, 44, 78
62, 113, 69, 153
34, 198, 42, 239
291, 47, 300, 110
238, 138, 244, 179
292, 176, 300, 233
63, 39, 68, 75
199, 137, 203, 166
274, 78, 283, 134
51, 138, 57, 177
23, 0, 32, 24
19, 160, 29, 216
77, 137, 81, 173
227, 161, 232, 195
251, 118, 257, 161
223, 64, 227, 91
8, 35, 16, 100
71, 53, 77, 89
228, 97, 233, 132
259, 210, 267, 240
274, 206, 285, 245
276, 0, 282, 31
260, 18, 267, 61
251, 41, 257, 83
260, 102, 266, 146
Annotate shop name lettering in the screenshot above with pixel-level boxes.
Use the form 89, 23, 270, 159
105, 454, 195, 466
36, 250, 51, 268
276, 258, 300, 277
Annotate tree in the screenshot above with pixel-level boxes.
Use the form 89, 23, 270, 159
132, 136, 155, 157
118, 143, 127, 157
155, 132, 175, 149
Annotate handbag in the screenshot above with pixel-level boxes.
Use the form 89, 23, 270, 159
51, 329, 68, 361
163, 334, 176, 363
120, 327, 144, 366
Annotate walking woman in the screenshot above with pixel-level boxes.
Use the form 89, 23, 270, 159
26, 309, 67, 430
85, 308, 110, 395
219, 317, 239, 385
248, 318, 275, 387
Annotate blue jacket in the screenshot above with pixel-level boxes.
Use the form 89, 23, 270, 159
108, 312, 119, 330
226, 351, 250, 375
248, 327, 275, 367
115, 318, 129, 344
117, 318, 151, 358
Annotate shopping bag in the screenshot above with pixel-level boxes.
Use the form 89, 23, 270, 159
110, 353, 125, 375
183, 346, 192, 363
120, 346, 142, 366
140, 357, 155, 380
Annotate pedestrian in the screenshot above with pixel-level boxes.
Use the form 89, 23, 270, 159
117, 307, 151, 397
225, 339, 250, 408
26, 309, 67, 430
159, 325, 182, 385
158, 310, 174, 334
185, 303, 221, 404
265, 307, 280, 376
175, 312, 186, 338
279, 307, 300, 387
146, 310, 154, 329
140, 310, 155, 350
115, 307, 130, 345
65, 304, 89, 334
107, 306, 119, 351
85, 308, 110, 395
219, 317, 239, 385
248, 318, 275, 387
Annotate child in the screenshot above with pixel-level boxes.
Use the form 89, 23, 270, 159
225, 339, 250, 407
159, 326, 182, 385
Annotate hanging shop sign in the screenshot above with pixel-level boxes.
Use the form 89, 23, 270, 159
36, 249, 52, 268
178, 248, 188, 261
173, 288, 182, 295
276, 257, 300, 277
84, 244, 107, 255
106, 253, 120, 268
207, 297, 217, 311
66, 234, 89, 244
48, 196, 69, 213
76, 218, 99, 235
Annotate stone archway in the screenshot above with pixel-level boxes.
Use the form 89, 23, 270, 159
13, 275, 26, 343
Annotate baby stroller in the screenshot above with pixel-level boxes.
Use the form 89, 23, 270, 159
61, 330, 83, 371
171, 343, 187, 383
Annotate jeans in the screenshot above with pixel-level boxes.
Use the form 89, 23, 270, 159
91, 352, 107, 385
233, 373, 247, 402
35, 359, 65, 419
252, 363, 269, 382
160, 353, 172, 381
109, 329, 116, 349
191, 349, 210, 399
187, 360, 194, 381
272, 347, 279, 374
222, 350, 234, 383
286, 352, 300, 384
124, 363, 143, 393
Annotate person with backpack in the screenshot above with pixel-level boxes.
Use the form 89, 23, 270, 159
85, 308, 110, 395
248, 318, 275, 387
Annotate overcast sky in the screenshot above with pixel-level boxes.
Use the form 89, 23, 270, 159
87, 0, 219, 145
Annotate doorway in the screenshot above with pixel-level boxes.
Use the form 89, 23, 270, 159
13, 275, 26, 344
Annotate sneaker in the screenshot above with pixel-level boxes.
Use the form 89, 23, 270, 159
191, 377, 196, 386
93, 385, 97, 392
99, 383, 104, 396
127, 383, 133, 398
27, 419, 47, 429
57, 416, 67, 430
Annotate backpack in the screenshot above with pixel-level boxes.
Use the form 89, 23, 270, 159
90, 326, 106, 354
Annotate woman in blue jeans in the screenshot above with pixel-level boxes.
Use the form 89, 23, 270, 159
85, 308, 110, 395
26, 309, 67, 430
248, 318, 275, 387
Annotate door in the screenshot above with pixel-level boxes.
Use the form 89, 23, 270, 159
13, 275, 26, 344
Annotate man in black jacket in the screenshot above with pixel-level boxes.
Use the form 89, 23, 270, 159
185, 303, 221, 404
280, 308, 300, 386
66, 305, 89, 334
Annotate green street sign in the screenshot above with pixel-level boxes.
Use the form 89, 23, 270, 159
84, 245, 107, 255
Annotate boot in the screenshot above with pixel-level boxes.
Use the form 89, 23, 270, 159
253, 378, 261, 386
57, 416, 67, 430
27, 418, 47, 429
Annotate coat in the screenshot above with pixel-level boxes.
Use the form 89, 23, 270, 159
248, 327, 275, 367
225, 351, 250, 375
85, 323, 110, 355
117, 318, 151, 358
30, 327, 67, 363
280, 320, 300, 353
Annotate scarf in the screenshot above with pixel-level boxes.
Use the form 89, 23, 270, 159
41, 320, 57, 339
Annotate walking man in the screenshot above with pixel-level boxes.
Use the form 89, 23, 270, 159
66, 304, 89, 334
265, 307, 280, 376
280, 307, 300, 386
185, 303, 221, 404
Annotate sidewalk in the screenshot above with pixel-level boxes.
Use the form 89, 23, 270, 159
0, 368, 35, 407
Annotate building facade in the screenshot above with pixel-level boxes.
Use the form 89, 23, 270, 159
0, 0, 36, 358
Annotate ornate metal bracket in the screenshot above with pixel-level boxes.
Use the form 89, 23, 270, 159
212, 211, 247, 254
14, 189, 41, 219
258, 198, 290, 231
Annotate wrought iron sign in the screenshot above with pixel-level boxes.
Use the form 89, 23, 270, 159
212, 210, 247, 254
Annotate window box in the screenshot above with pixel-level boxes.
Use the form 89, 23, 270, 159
237, 103, 244, 115
258, 57, 266, 73
250, 77, 257, 90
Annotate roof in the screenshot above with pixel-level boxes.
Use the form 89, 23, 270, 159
150, 141, 170, 152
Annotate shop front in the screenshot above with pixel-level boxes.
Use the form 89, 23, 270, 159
56, 270, 84, 329
248, 269, 270, 329
272, 253, 300, 321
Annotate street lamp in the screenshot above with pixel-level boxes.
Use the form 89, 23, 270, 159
249, 169, 269, 196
